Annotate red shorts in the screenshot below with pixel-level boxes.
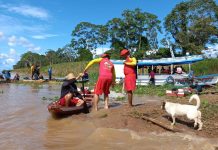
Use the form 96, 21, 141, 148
124, 74, 136, 91
58, 97, 79, 106
94, 78, 112, 96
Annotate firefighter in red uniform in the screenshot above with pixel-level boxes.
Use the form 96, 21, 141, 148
120, 49, 137, 107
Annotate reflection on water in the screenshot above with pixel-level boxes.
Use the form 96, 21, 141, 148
0, 83, 217, 150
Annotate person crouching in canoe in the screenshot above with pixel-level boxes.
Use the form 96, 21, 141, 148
59, 73, 85, 107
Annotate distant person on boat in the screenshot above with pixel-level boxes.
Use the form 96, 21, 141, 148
3, 70, 11, 81
48, 67, 52, 80
161, 66, 165, 73
13, 73, 20, 81
35, 65, 40, 77
0, 71, 5, 79
84, 53, 116, 111
38, 74, 44, 80
31, 64, 35, 79
0, 73, 4, 79
176, 66, 185, 74
59, 73, 85, 107
149, 70, 155, 85
120, 49, 137, 107
33, 65, 40, 80
188, 70, 195, 84
82, 71, 89, 81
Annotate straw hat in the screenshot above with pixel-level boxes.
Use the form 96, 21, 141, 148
120, 49, 129, 56
65, 73, 76, 80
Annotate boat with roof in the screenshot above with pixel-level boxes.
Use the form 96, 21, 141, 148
111, 55, 218, 86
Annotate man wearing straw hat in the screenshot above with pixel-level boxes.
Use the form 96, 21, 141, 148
120, 49, 137, 107
84, 53, 116, 111
59, 72, 85, 107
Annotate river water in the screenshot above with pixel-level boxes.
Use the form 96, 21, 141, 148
0, 83, 217, 150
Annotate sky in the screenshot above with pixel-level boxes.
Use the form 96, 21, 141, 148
0, 0, 217, 71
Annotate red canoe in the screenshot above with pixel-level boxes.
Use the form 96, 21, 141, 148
47, 93, 94, 117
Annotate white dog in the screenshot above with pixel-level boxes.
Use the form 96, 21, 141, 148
162, 94, 203, 130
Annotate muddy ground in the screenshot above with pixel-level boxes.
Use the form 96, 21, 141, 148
73, 94, 218, 138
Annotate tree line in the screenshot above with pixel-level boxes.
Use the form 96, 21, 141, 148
14, 0, 218, 69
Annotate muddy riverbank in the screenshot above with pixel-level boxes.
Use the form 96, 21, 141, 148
0, 83, 218, 150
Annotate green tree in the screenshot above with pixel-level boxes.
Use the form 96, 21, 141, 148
164, 0, 218, 55
76, 48, 93, 61
71, 22, 104, 54
14, 51, 47, 68
45, 50, 57, 65
134, 36, 150, 59
62, 44, 78, 62
106, 8, 161, 58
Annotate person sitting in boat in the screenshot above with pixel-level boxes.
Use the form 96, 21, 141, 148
59, 73, 85, 107
176, 66, 184, 74
3, 70, 11, 81
0, 73, 4, 79
38, 74, 44, 80
161, 66, 165, 73
13, 73, 20, 81
33, 72, 39, 80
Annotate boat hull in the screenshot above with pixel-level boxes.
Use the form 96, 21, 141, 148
48, 101, 92, 117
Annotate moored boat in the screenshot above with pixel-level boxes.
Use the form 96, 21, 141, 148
22, 79, 46, 83
111, 55, 218, 86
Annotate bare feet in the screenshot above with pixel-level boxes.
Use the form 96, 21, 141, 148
92, 106, 98, 111
128, 104, 134, 107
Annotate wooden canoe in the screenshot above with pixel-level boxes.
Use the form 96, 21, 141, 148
47, 101, 92, 117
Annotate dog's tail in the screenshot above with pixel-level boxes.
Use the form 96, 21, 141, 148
189, 94, 200, 109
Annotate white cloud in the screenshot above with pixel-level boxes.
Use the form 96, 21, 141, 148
4, 58, 15, 65
8, 35, 41, 51
0, 50, 19, 70
0, 4, 49, 20
19, 37, 29, 46
0, 31, 4, 39
0, 14, 49, 36
8, 35, 17, 46
0, 53, 9, 59
9, 48, 16, 55
95, 47, 110, 55
32, 34, 58, 39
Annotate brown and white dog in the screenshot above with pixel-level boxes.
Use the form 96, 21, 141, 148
161, 94, 203, 130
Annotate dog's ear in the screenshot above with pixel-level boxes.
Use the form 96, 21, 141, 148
161, 101, 166, 110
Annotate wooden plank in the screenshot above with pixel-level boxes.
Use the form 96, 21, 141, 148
141, 116, 183, 132
129, 113, 183, 132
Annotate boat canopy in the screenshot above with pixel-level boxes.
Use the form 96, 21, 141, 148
111, 55, 204, 66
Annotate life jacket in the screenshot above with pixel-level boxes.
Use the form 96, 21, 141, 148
124, 56, 136, 75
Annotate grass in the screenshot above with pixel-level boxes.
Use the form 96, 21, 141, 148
134, 84, 175, 96
14, 61, 99, 79
183, 58, 218, 76
201, 99, 218, 120
41, 96, 59, 101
